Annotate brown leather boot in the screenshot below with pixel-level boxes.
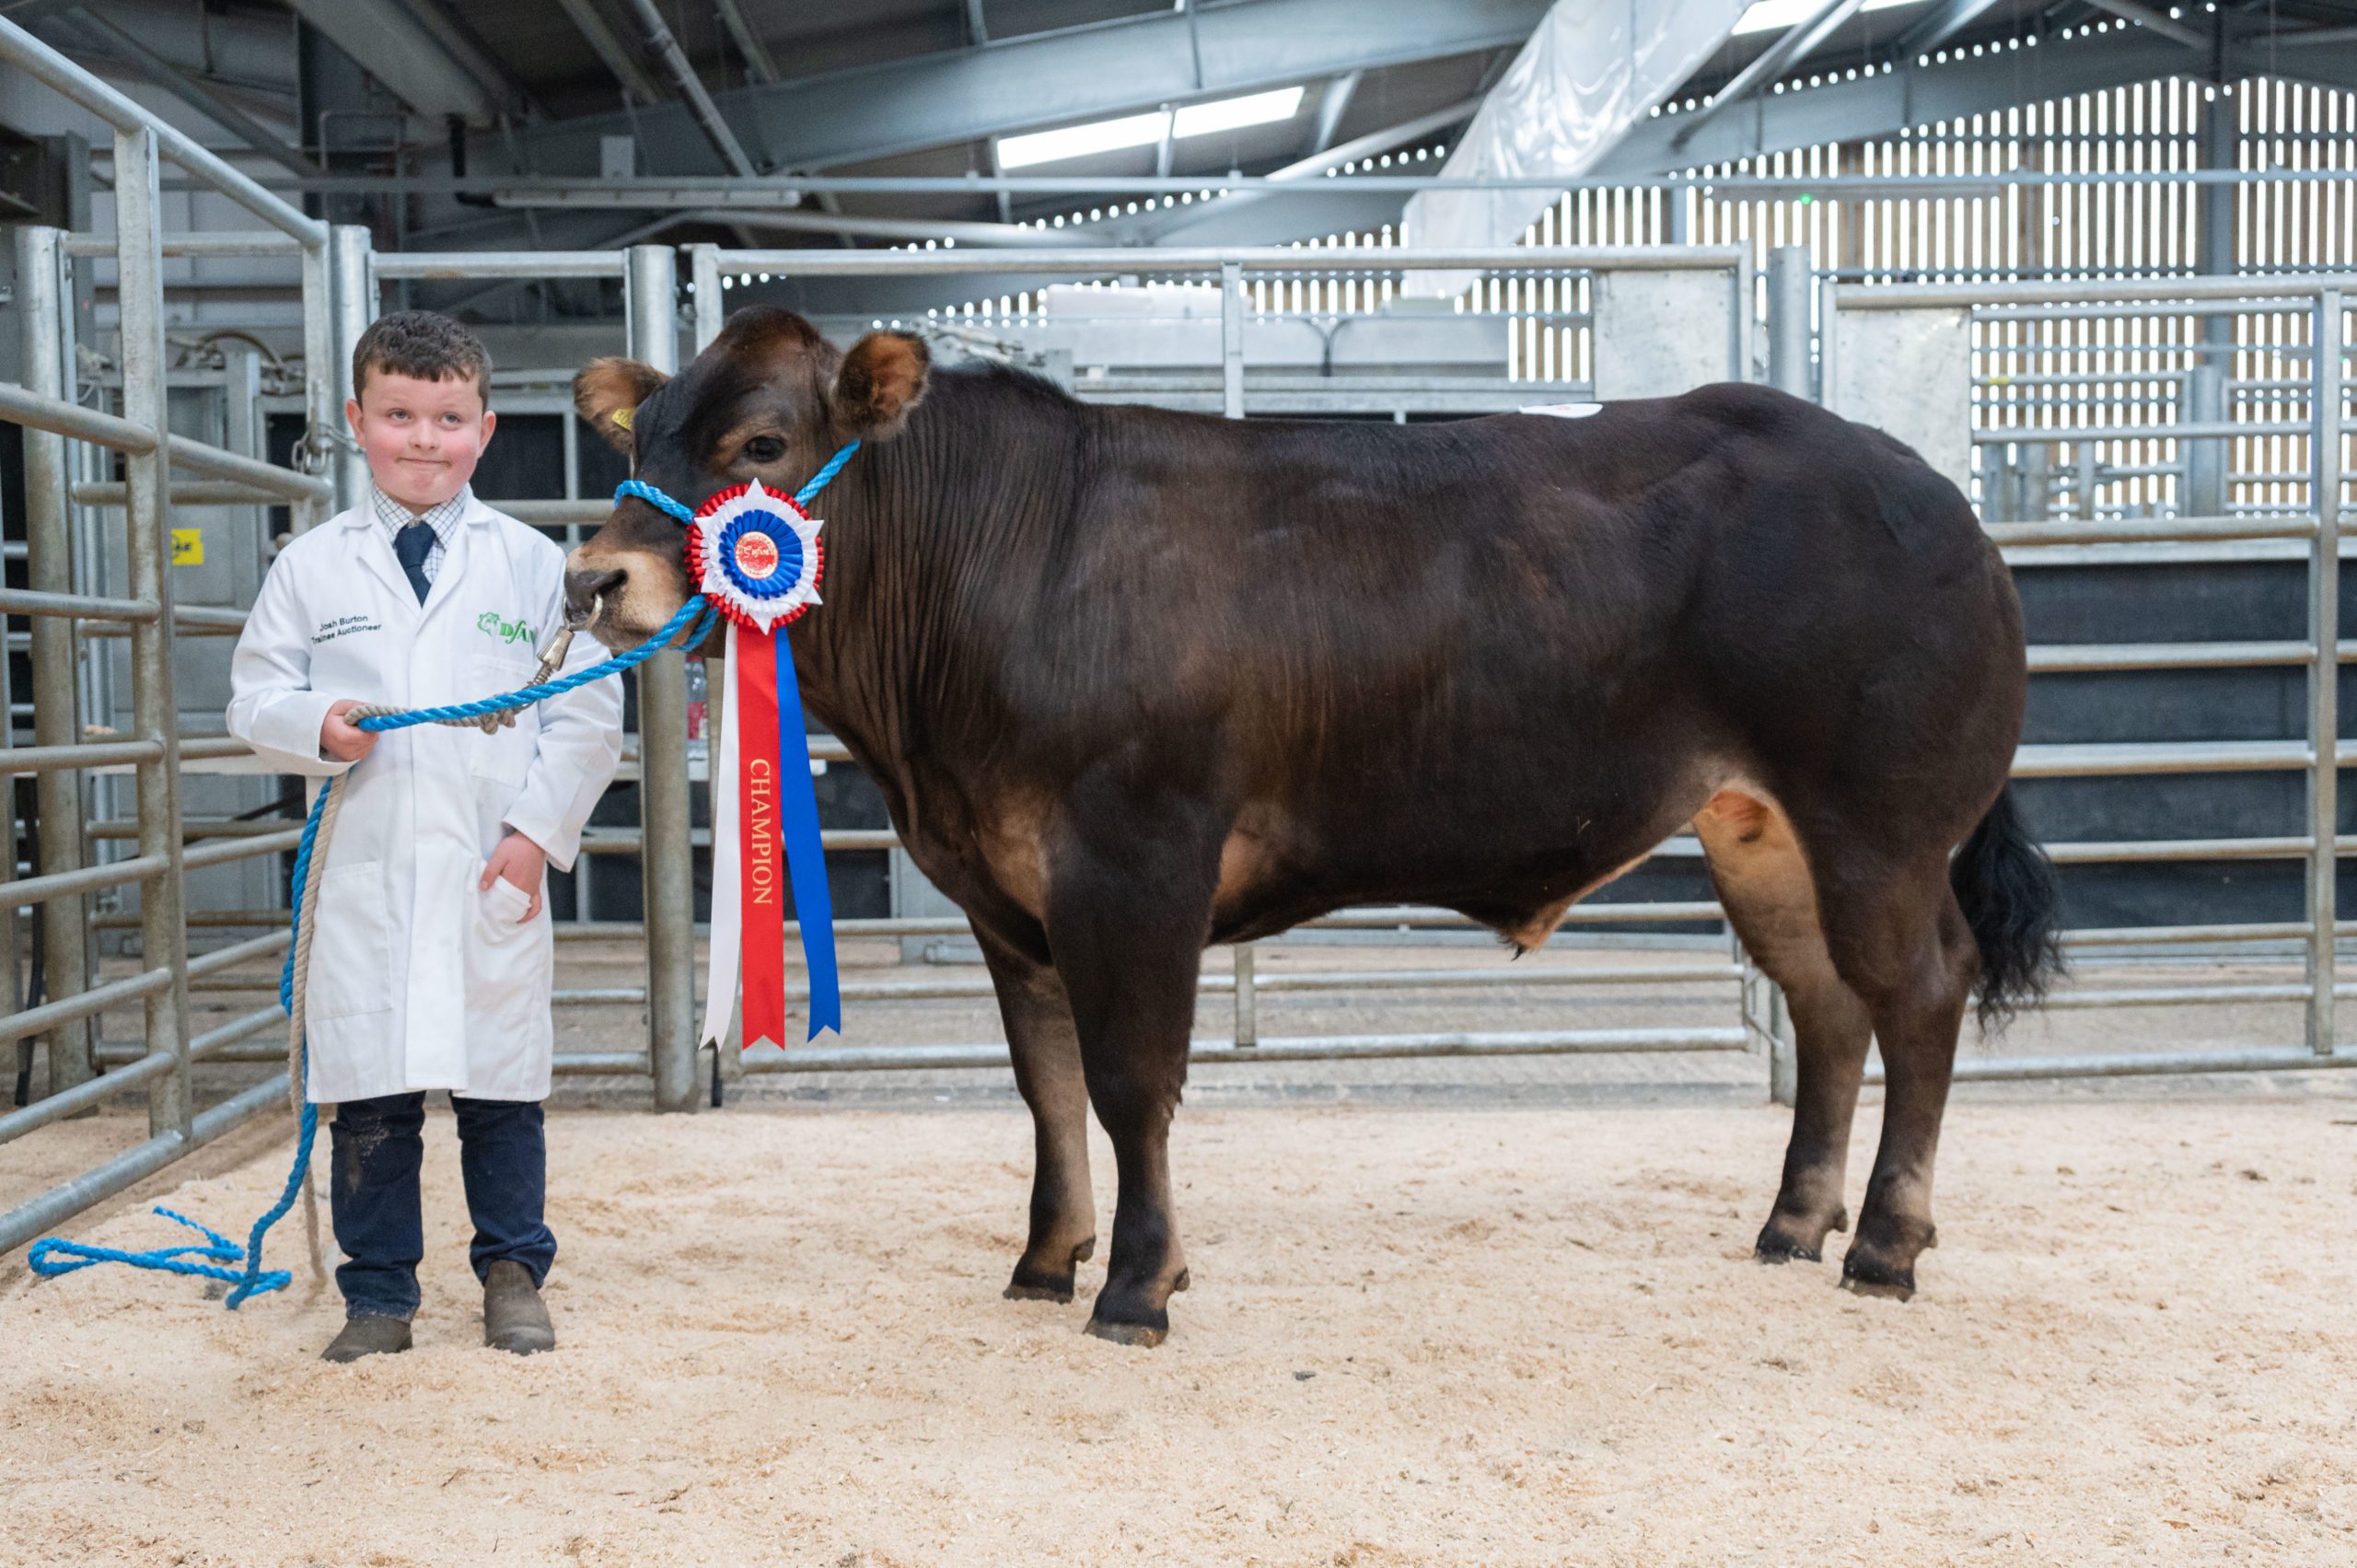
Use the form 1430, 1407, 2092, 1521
482, 1259, 555, 1354
321, 1315, 412, 1363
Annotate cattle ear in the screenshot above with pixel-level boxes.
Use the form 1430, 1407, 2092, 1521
574, 357, 668, 453
830, 331, 930, 439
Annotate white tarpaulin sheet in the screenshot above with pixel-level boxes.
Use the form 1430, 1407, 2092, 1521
1401, 0, 1752, 296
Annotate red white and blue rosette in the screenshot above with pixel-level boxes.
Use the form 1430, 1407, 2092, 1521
686, 479, 825, 633
685, 480, 840, 1050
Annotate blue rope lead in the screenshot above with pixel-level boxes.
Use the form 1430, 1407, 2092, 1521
27, 595, 717, 1307
612, 439, 860, 528
356, 598, 716, 733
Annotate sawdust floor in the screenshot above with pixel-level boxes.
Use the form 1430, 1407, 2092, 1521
6, 1093, 2357, 1565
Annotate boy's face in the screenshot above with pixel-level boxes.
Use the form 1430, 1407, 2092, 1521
345, 370, 496, 513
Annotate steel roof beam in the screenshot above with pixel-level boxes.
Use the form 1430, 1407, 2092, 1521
276, 0, 498, 122
504, 0, 1550, 178
714, 0, 779, 84
57, 7, 319, 178
2081, 0, 2208, 50
552, 0, 668, 103
1894, 0, 2013, 57
617, 0, 759, 176
1671, 0, 1863, 152
1591, 29, 2308, 180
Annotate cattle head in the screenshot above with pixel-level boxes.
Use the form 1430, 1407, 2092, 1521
565, 308, 931, 648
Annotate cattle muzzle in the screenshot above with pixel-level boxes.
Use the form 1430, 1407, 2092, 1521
563, 567, 625, 629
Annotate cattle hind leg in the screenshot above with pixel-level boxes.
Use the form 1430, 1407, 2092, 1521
975, 926, 1097, 1303
1694, 793, 1874, 1265
1816, 845, 1980, 1299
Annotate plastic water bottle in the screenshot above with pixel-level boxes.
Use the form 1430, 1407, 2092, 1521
685, 657, 709, 765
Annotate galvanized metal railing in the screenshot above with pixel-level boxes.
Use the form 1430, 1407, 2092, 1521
0, 17, 342, 1253
1815, 267, 2357, 1086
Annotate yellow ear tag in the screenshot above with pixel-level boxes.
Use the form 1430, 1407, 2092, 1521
611, 406, 634, 431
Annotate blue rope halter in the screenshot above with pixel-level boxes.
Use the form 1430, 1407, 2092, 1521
614, 439, 861, 526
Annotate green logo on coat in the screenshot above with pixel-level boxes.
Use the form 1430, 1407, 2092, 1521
476, 610, 535, 645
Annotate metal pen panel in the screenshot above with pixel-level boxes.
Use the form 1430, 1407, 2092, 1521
625, 245, 701, 1114
0, 382, 158, 452
12, 226, 97, 1100
1767, 245, 1813, 399
0, 17, 325, 244
372, 252, 629, 279
110, 125, 195, 1142
331, 226, 377, 511
0, 1073, 292, 1258
691, 244, 725, 352
298, 238, 338, 531
712, 245, 1747, 277
2308, 290, 2343, 1056
164, 435, 333, 503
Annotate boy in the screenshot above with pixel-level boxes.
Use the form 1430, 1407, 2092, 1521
227, 311, 624, 1362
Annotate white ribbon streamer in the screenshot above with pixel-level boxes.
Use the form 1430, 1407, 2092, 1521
697, 621, 744, 1048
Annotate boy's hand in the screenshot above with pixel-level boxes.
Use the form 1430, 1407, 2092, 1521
319, 700, 378, 762
482, 830, 547, 920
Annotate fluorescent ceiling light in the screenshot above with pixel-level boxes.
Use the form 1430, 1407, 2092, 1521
997, 86, 1307, 169
1172, 86, 1306, 138
1733, 0, 1916, 36
998, 110, 1169, 169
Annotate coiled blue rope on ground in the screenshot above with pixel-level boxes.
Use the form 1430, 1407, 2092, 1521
26, 596, 717, 1307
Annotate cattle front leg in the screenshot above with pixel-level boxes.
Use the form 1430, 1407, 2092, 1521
1043, 808, 1217, 1348
975, 925, 1097, 1302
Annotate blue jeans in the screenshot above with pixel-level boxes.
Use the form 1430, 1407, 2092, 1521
328, 1092, 555, 1321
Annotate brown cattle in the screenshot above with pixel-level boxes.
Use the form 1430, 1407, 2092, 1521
566, 307, 2061, 1345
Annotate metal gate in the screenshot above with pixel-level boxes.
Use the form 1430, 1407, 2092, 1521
0, 21, 338, 1252
1815, 265, 2355, 1085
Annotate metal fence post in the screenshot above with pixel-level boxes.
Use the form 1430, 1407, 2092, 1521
2189, 92, 2235, 517
329, 224, 376, 511
1219, 259, 1245, 422
296, 234, 339, 530
627, 244, 699, 1112
15, 225, 96, 1101
113, 126, 194, 1138
2309, 289, 2343, 1058
683, 247, 737, 1094
1767, 246, 1813, 400
1217, 257, 1259, 1042
690, 244, 724, 353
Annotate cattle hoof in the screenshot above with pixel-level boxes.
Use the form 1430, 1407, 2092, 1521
1754, 1235, 1823, 1265
1004, 1237, 1096, 1303
1839, 1252, 1917, 1302
1085, 1318, 1167, 1349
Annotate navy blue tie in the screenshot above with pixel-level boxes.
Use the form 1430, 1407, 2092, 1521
392, 520, 434, 603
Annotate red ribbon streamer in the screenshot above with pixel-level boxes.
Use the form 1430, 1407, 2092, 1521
736, 629, 787, 1049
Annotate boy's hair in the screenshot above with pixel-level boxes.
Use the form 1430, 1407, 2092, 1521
352, 310, 493, 406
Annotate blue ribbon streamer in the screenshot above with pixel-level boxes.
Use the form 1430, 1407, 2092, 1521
770, 628, 841, 1039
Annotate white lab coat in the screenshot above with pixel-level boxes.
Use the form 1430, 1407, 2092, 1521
226, 494, 625, 1103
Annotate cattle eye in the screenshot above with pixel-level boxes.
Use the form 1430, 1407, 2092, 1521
744, 436, 786, 464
